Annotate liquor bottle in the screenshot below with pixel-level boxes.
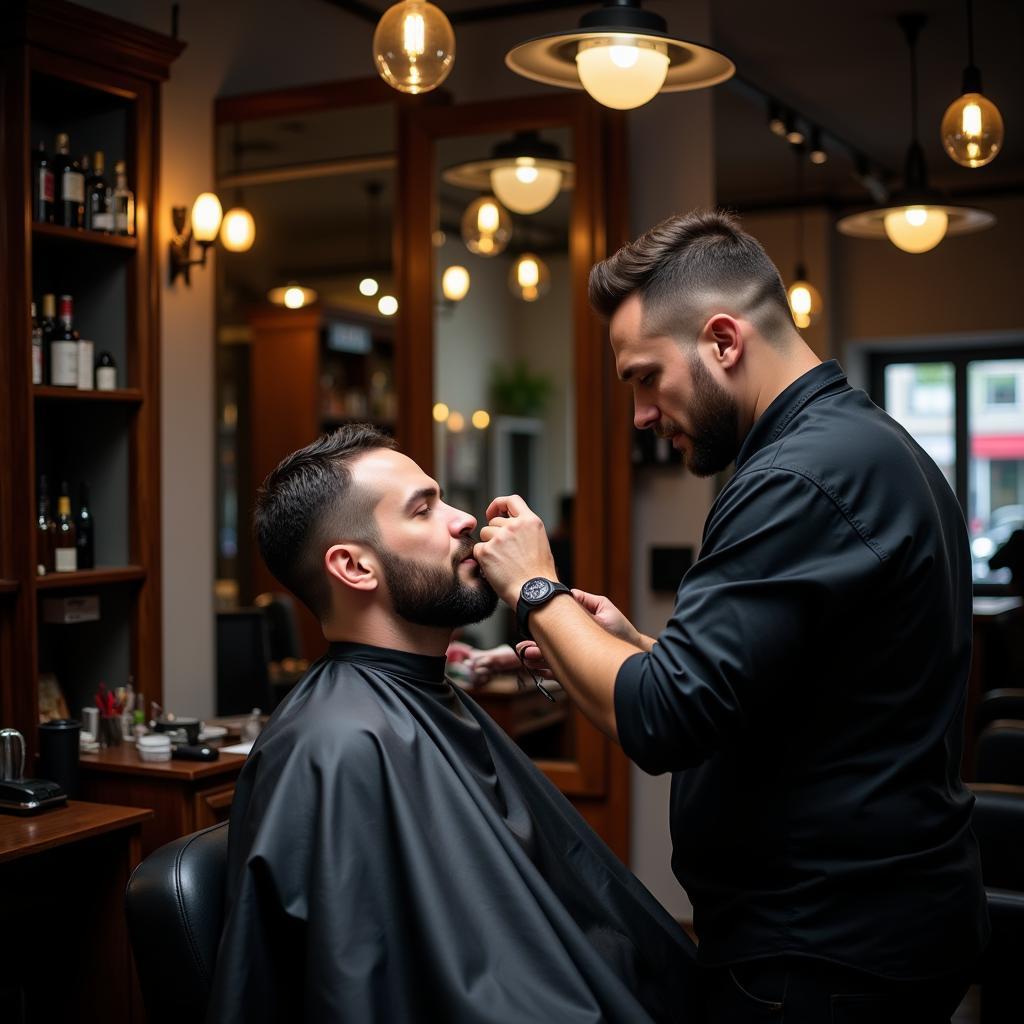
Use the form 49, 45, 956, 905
50, 294, 79, 387
36, 475, 56, 575
76, 482, 95, 570
95, 351, 117, 391
31, 301, 43, 385
54, 483, 78, 573
54, 133, 84, 229
32, 142, 54, 223
112, 161, 135, 236
85, 150, 112, 232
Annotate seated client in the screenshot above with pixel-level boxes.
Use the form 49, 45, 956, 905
207, 425, 696, 1023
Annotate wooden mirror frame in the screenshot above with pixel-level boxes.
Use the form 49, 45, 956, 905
396, 94, 634, 849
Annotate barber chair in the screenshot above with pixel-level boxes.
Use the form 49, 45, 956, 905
970, 784, 1024, 1023
254, 590, 304, 662
125, 822, 228, 1023
975, 689, 1024, 735
975, 720, 1024, 785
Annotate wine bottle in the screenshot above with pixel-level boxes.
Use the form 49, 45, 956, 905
32, 142, 54, 223
54, 483, 78, 573
36, 475, 56, 575
86, 150, 112, 232
76, 483, 94, 570
54, 133, 84, 229
31, 301, 43, 385
95, 351, 117, 391
50, 295, 79, 387
112, 160, 135, 236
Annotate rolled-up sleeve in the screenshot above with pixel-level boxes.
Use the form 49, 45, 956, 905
614, 466, 885, 775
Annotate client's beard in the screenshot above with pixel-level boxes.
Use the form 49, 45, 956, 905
377, 541, 498, 628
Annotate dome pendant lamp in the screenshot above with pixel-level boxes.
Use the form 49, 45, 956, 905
505, 0, 734, 111
837, 15, 993, 254
941, 0, 1004, 168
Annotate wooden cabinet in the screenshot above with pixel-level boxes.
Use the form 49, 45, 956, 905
0, 1, 182, 764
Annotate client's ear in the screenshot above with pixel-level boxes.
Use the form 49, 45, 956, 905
325, 544, 379, 592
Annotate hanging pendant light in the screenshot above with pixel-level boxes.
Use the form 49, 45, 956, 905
505, 0, 733, 111
373, 0, 455, 95
441, 265, 471, 302
268, 283, 318, 309
837, 15, 993, 254
786, 152, 822, 329
941, 0, 1004, 168
460, 195, 512, 257
442, 132, 575, 216
509, 253, 550, 303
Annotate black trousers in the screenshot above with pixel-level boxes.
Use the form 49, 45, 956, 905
702, 956, 971, 1024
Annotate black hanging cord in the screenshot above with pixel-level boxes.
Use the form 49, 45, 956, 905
966, 0, 975, 69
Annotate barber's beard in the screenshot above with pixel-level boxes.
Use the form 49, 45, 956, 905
376, 541, 498, 629
678, 349, 741, 477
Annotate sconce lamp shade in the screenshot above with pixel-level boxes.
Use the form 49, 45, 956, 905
461, 196, 512, 256
509, 252, 550, 302
268, 283, 317, 309
220, 207, 255, 252
443, 132, 574, 216
505, 1, 733, 110
442, 265, 471, 302
191, 192, 223, 243
373, 0, 455, 95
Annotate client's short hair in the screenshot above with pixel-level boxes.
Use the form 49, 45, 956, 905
253, 424, 396, 618
588, 209, 794, 344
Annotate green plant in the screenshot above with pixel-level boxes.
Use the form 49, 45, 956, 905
489, 359, 552, 417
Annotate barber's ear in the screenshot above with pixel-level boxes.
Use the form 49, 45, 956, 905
325, 544, 379, 592
702, 314, 743, 369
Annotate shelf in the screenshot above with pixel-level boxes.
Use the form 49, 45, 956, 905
34, 386, 142, 404
0, 579, 19, 595
35, 566, 146, 590
32, 223, 137, 250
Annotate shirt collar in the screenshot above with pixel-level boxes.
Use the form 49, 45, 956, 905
734, 359, 848, 471
328, 641, 449, 683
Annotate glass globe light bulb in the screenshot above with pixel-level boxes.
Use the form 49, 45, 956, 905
359, 277, 380, 297
786, 278, 822, 328
284, 287, 305, 309
490, 158, 563, 215
373, 0, 455, 95
509, 252, 550, 302
575, 37, 670, 110
883, 206, 949, 253
220, 207, 255, 252
191, 192, 223, 243
941, 91, 1004, 168
461, 195, 511, 257
441, 265, 470, 302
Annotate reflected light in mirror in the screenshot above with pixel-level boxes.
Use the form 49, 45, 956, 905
883, 206, 949, 253
575, 38, 670, 110
461, 195, 511, 257
447, 410, 465, 432
378, 294, 399, 316
509, 252, 550, 302
220, 207, 255, 252
490, 159, 563, 215
359, 277, 380, 297
433, 402, 450, 422
442, 265, 470, 302
267, 283, 317, 308
373, 0, 455, 95
191, 192, 223, 242
472, 410, 490, 429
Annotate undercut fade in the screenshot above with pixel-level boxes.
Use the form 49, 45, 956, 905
253, 424, 396, 619
588, 209, 795, 345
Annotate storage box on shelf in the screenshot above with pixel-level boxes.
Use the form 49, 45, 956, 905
0, 0, 183, 766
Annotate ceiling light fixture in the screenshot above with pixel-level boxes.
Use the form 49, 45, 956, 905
786, 150, 822, 330
460, 195, 512, 257
442, 131, 575, 215
505, 0, 734, 110
509, 252, 550, 303
767, 99, 786, 137
808, 126, 827, 165
373, 0, 455, 94
941, 0, 1004, 168
268, 283, 317, 309
837, 15, 994, 254
784, 111, 804, 146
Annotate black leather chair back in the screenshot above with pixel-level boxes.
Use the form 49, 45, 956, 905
216, 608, 274, 715
125, 822, 228, 1023
975, 719, 1024, 785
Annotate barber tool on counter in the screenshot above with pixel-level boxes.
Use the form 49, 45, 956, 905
0, 727, 68, 814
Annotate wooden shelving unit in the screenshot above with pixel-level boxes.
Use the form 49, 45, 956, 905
0, 0, 183, 764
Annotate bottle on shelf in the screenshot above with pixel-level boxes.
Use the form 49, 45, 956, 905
112, 160, 135, 236
77, 334, 94, 391
50, 295, 79, 387
36, 475, 56, 576
32, 141, 54, 224
85, 150, 112, 232
76, 483, 94, 570
31, 301, 43, 385
54, 133, 84, 229
39, 293, 57, 384
54, 482, 78, 573
95, 351, 117, 391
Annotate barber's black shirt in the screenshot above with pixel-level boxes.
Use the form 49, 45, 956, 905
615, 360, 989, 980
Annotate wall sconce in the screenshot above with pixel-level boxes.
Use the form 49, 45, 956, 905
169, 193, 223, 285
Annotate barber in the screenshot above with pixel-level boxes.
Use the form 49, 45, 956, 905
474, 210, 987, 1024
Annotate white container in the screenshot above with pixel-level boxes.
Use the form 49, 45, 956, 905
137, 734, 171, 762
77, 339, 94, 390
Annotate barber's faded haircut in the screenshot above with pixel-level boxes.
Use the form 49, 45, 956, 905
253, 424, 396, 619
588, 209, 794, 343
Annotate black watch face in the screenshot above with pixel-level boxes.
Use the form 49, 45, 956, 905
522, 578, 553, 603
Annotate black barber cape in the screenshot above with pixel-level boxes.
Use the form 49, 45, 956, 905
207, 643, 697, 1023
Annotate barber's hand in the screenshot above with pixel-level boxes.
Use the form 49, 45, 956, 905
571, 589, 645, 647
513, 640, 556, 679
474, 494, 558, 607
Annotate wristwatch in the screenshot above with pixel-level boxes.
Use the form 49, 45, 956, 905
516, 577, 571, 641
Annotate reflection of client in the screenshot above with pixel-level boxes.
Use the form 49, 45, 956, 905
208, 425, 697, 1023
